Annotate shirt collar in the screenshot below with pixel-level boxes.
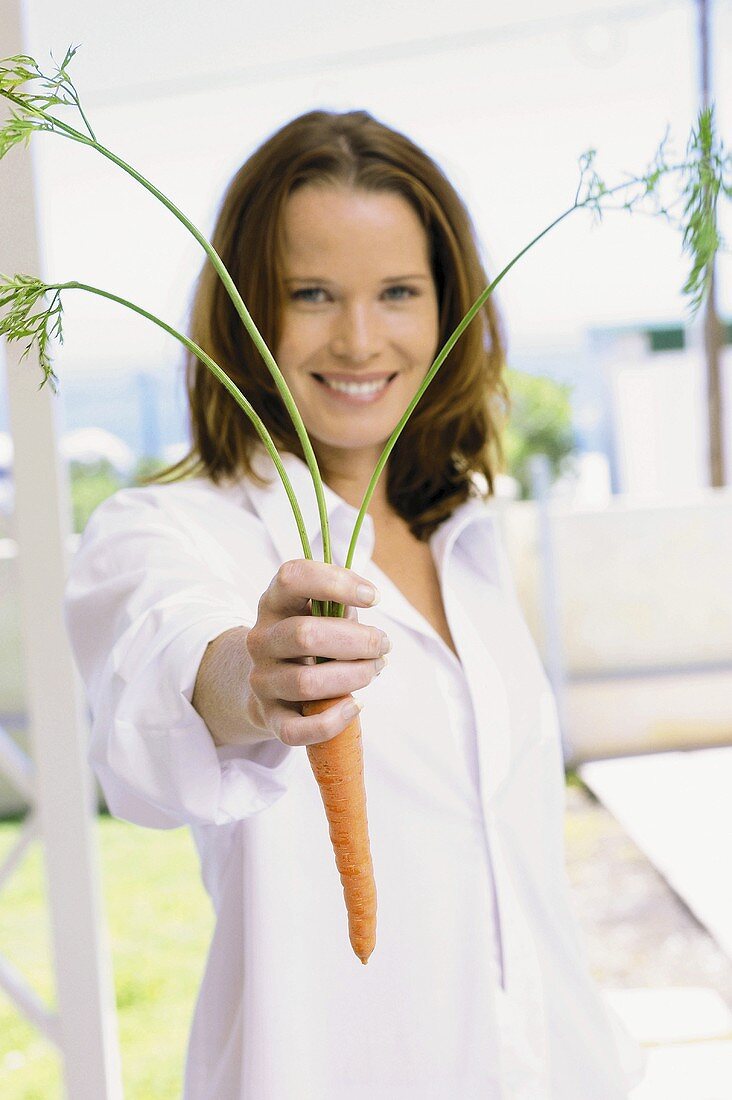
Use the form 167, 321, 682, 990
241, 444, 376, 574
430, 493, 503, 589
240, 443, 503, 589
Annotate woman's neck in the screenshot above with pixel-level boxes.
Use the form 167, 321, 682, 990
317, 450, 393, 520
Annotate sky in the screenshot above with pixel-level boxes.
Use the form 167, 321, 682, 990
8, 0, 730, 381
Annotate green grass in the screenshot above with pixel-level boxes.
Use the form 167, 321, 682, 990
0, 813, 214, 1099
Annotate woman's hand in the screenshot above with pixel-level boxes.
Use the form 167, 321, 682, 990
244, 559, 390, 747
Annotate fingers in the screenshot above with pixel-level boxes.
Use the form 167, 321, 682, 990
261, 559, 380, 621
269, 696, 365, 748
246, 560, 390, 748
255, 615, 390, 662
251, 655, 386, 705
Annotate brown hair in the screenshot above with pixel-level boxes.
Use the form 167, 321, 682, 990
143, 109, 510, 541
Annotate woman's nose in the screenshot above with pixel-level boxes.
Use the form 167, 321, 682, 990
329, 302, 384, 362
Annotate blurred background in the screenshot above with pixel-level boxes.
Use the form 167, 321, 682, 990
0, 0, 731, 1097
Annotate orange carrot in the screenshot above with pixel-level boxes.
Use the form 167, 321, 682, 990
301, 696, 377, 964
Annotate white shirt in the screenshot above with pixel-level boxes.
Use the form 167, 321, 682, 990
63, 444, 647, 1099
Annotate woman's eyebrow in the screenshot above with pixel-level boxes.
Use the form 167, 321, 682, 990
283, 276, 331, 283
283, 274, 431, 283
381, 274, 431, 282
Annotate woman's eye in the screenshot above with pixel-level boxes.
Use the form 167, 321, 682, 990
290, 286, 419, 304
290, 287, 328, 303
383, 285, 418, 300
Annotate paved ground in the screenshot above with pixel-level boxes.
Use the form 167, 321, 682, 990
563, 776, 732, 1007
580, 749, 732, 961
563, 775, 732, 1099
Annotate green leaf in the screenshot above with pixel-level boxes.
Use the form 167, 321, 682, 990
0, 55, 41, 93
0, 111, 41, 159
0, 44, 94, 143
0, 274, 63, 391
677, 104, 729, 318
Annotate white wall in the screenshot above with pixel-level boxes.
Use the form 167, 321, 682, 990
609, 346, 732, 496
503, 489, 732, 761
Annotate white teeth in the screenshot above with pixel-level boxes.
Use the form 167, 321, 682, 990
322, 377, 390, 395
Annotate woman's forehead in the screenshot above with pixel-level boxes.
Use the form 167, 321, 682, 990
281, 184, 431, 272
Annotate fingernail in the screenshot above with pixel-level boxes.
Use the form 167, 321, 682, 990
379, 634, 392, 655
342, 700, 363, 721
357, 583, 380, 606
374, 655, 387, 673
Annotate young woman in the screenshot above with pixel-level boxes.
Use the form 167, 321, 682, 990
64, 110, 646, 1099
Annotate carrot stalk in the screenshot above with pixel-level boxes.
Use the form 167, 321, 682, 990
302, 696, 377, 964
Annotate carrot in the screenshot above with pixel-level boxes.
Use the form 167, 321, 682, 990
301, 696, 377, 964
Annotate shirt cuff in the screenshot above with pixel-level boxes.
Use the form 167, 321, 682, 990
89, 613, 297, 828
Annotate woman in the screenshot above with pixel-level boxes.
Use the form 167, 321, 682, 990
64, 110, 646, 1098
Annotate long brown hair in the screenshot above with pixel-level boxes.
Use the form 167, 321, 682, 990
144, 109, 511, 541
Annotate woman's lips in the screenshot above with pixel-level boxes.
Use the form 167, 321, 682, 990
312, 372, 398, 405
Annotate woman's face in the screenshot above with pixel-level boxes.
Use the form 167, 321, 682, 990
275, 184, 440, 473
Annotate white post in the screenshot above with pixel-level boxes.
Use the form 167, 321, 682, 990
528, 454, 572, 764
1, 3, 123, 1097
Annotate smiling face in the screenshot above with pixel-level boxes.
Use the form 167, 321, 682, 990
275, 183, 440, 489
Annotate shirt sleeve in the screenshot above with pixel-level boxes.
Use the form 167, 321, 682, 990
63, 485, 296, 829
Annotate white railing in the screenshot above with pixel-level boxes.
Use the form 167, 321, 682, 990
1, 2, 124, 1093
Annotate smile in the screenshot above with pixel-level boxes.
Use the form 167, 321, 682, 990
312, 373, 398, 403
